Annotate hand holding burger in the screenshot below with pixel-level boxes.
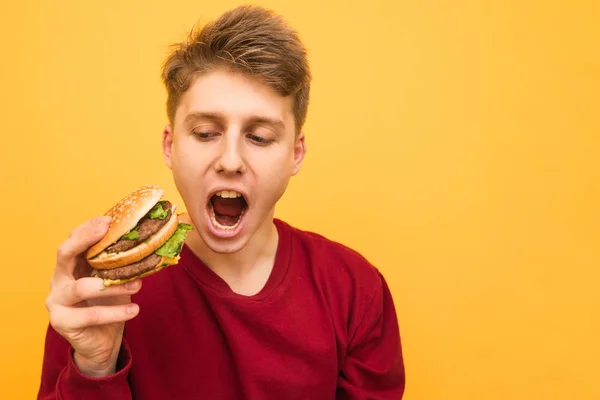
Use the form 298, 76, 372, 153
44, 184, 192, 378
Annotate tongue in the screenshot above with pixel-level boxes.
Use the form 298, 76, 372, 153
212, 196, 246, 217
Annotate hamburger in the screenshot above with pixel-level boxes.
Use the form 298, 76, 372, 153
86, 184, 192, 287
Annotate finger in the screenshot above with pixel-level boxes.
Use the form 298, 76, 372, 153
56, 216, 112, 275
51, 277, 142, 307
68, 215, 112, 240
50, 303, 140, 331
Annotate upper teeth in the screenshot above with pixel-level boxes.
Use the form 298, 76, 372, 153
216, 190, 242, 199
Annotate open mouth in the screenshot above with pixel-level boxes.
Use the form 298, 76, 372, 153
207, 190, 248, 231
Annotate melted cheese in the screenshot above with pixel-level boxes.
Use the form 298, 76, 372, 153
158, 255, 179, 267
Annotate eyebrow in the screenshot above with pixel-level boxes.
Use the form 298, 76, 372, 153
184, 112, 223, 126
183, 111, 285, 132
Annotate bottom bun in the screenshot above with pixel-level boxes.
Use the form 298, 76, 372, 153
97, 255, 181, 288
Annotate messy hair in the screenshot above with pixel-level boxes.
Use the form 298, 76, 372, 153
161, 5, 311, 134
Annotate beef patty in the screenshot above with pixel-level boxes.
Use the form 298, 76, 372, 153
94, 253, 163, 280
105, 201, 172, 254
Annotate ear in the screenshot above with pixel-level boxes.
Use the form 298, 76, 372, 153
162, 124, 174, 169
292, 131, 307, 176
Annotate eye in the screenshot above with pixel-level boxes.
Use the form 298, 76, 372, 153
247, 134, 273, 146
193, 131, 220, 141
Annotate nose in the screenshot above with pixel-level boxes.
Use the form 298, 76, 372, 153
214, 132, 245, 175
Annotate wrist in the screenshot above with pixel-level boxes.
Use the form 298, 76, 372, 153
73, 352, 118, 378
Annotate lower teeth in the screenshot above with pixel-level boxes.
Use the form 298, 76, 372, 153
209, 204, 245, 230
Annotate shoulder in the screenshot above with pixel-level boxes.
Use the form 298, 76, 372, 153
276, 218, 384, 300
276, 219, 391, 343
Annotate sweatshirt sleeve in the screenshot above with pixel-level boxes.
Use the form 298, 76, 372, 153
37, 324, 133, 400
336, 273, 406, 399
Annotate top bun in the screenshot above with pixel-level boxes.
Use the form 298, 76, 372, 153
86, 184, 164, 260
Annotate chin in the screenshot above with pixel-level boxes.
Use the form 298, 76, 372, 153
201, 234, 249, 254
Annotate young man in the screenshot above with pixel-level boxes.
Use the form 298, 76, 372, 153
39, 5, 405, 399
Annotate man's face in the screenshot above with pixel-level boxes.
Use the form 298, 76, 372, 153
163, 69, 305, 254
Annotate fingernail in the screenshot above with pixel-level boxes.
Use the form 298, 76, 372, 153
93, 218, 110, 233
100, 216, 112, 227
127, 304, 139, 315
94, 215, 110, 223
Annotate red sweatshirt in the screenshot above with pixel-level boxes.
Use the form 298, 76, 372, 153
38, 219, 405, 399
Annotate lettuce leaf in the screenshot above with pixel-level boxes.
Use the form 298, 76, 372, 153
121, 226, 139, 240
148, 201, 169, 219
155, 223, 193, 258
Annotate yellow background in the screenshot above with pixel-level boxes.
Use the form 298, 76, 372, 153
1, 0, 598, 398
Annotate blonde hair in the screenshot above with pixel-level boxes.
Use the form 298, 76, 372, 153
161, 5, 311, 134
